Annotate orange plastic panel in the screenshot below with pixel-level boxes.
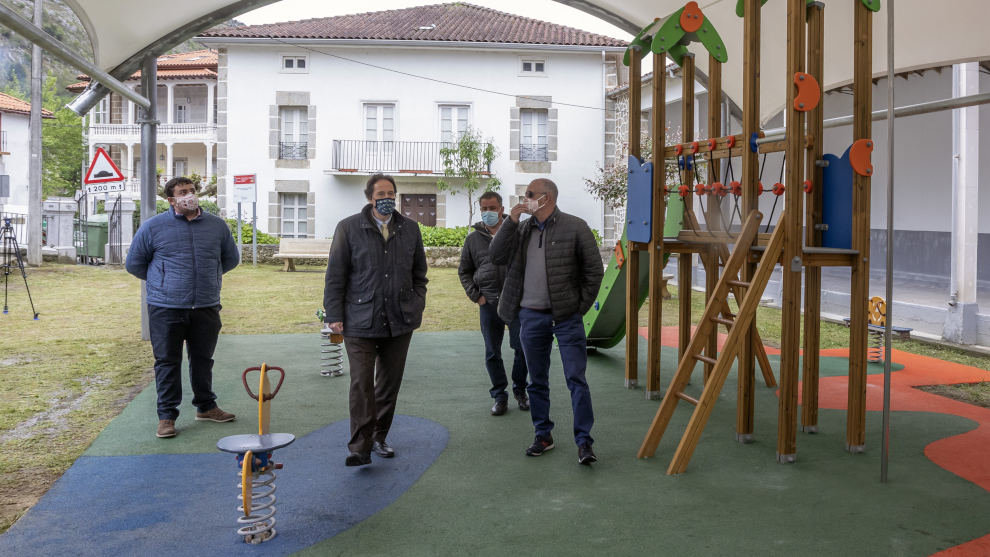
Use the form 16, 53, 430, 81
614, 241, 625, 269
850, 139, 874, 177
793, 72, 821, 112
868, 296, 886, 326
680, 1, 704, 33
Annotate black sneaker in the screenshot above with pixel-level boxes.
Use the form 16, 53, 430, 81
491, 399, 508, 416
514, 392, 530, 411
525, 435, 555, 456
578, 443, 597, 465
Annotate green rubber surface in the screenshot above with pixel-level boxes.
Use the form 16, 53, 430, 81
85, 332, 990, 554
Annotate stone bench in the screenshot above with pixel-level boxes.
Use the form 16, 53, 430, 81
273, 238, 332, 271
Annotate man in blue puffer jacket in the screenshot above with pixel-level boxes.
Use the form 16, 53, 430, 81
126, 176, 240, 439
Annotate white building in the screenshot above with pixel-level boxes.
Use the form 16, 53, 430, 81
68, 50, 219, 190
197, 3, 626, 238
0, 92, 53, 216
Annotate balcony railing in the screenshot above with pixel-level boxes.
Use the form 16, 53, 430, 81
520, 143, 548, 162
331, 140, 492, 174
279, 142, 308, 160
0, 130, 7, 153
91, 123, 217, 137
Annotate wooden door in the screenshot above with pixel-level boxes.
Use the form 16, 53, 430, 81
401, 194, 436, 226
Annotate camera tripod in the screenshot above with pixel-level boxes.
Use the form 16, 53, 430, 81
1, 217, 39, 319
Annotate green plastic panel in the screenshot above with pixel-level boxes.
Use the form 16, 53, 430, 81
862, 0, 881, 12
623, 19, 662, 66
696, 18, 728, 63
584, 194, 685, 349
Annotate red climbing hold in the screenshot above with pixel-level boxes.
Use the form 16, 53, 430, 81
695, 183, 708, 196
691, 141, 700, 154
712, 182, 727, 197
678, 184, 690, 197
708, 138, 717, 151
772, 182, 785, 196
729, 181, 742, 196
803, 179, 813, 193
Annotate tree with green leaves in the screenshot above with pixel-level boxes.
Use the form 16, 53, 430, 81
436, 128, 501, 224
39, 76, 84, 198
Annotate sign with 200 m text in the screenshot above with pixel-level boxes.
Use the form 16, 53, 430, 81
232, 174, 256, 205
84, 181, 126, 195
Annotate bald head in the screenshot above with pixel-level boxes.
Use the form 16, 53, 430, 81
528, 178, 558, 202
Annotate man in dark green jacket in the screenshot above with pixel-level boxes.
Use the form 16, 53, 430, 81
323, 173, 428, 467
490, 178, 604, 465
458, 191, 529, 417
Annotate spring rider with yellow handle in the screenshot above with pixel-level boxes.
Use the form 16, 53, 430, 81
216, 363, 295, 544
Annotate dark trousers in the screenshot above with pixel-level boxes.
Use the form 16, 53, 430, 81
518, 308, 594, 446
148, 305, 222, 420
479, 302, 528, 401
343, 333, 413, 454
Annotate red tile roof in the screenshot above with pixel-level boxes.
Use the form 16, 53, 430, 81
198, 3, 625, 47
69, 50, 218, 92
0, 92, 54, 118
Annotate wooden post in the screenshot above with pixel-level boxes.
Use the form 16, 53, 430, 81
847, 0, 873, 453
777, 0, 807, 463
625, 51, 643, 388
801, 1, 825, 433
703, 58, 723, 383
647, 52, 668, 399
678, 54, 695, 365
737, 0, 761, 443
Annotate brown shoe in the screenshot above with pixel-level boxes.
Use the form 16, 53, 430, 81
157, 419, 176, 438
195, 407, 236, 422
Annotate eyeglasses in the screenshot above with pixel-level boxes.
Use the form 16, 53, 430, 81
525, 190, 546, 199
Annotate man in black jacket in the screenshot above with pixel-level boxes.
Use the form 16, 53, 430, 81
323, 173, 428, 467
490, 178, 604, 465
458, 191, 529, 417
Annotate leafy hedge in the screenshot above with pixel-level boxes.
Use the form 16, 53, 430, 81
226, 219, 279, 245
418, 223, 471, 247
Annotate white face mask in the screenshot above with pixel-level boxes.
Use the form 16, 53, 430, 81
174, 193, 199, 212
526, 194, 546, 213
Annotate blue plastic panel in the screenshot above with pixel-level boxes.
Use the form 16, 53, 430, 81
821, 146, 853, 249
626, 155, 653, 243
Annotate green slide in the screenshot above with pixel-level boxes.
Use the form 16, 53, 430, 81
584, 196, 684, 349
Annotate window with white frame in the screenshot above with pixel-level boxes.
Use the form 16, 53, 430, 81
364, 104, 395, 143
439, 104, 469, 143
174, 104, 188, 124
519, 108, 548, 161
279, 106, 308, 159
281, 55, 308, 73
280, 193, 307, 237
520, 57, 547, 76
92, 96, 109, 124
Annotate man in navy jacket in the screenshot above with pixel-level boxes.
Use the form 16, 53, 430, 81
126, 176, 240, 438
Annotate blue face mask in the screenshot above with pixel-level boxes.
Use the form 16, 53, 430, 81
481, 211, 500, 227
375, 197, 396, 216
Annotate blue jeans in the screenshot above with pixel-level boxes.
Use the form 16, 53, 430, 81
479, 302, 528, 401
148, 305, 222, 420
518, 308, 594, 446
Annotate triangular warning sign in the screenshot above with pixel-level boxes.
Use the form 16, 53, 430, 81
84, 147, 125, 184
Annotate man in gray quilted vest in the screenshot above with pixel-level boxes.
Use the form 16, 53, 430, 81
489, 178, 604, 465
126, 176, 240, 439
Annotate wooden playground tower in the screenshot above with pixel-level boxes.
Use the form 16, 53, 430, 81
622, 0, 879, 474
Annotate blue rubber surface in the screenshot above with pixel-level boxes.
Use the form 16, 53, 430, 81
0, 415, 448, 556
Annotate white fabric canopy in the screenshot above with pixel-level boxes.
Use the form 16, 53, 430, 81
62, 0, 275, 72
557, 0, 990, 125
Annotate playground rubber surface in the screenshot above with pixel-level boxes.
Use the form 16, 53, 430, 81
1, 330, 988, 555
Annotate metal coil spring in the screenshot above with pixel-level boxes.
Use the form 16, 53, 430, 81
321, 328, 344, 377
868, 328, 884, 364
237, 467, 278, 544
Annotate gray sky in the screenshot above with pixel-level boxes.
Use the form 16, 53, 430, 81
238, 0, 632, 41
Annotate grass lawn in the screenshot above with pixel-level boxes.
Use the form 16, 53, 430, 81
0, 262, 985, 533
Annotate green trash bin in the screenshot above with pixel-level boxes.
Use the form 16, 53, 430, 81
78, 214, 108, 259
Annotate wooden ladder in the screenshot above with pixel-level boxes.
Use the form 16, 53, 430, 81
681, 210, 777, 388
638, 210, 786, 474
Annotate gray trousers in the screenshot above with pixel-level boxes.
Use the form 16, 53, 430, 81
343, 333, 413, 454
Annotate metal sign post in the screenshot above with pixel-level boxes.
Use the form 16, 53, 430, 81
232, 175, 257, 265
